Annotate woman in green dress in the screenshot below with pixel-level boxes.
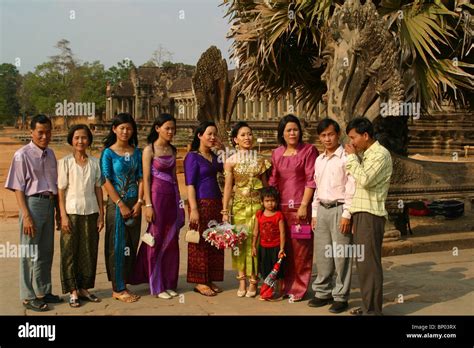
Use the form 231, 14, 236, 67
222, 121, 271, 298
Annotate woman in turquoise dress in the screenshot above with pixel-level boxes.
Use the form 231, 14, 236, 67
100, 113, 143, 303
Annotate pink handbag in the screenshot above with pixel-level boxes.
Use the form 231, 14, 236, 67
290, 223, 312, 239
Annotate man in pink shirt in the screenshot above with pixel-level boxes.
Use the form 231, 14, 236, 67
308, 118, 355, 313
5, 114, 63, 312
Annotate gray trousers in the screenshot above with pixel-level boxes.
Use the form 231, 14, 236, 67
312, 204, 353, 302
19, 196, 55, 300
352, 212, 385, 315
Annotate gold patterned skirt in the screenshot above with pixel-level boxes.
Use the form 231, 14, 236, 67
231, 191, 261, 276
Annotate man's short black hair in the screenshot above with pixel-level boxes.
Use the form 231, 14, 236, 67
346, 117, 374, 138
67, 124, 93, 146
30, 114, 52, 130
317, 118, 340, 135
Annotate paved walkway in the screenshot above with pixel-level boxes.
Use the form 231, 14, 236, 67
0, 217, 472, 316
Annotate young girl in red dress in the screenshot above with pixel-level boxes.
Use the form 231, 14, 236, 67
252, 186, 286, 300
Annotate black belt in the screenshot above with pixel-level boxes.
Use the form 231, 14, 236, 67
320, 201, 344, 209
29, 193, 54, 200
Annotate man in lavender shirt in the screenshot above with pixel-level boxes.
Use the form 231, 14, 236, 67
5, 114, 63, 311
308, 118, 356, 313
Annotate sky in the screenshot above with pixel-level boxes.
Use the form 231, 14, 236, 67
0, 0, 234, 74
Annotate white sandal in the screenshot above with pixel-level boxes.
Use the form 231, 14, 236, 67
245, 278, 259, 298
166, 289, 179, 297
157, 291, 172, 299
236, 275, 247, 297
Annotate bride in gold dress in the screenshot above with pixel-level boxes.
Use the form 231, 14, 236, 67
222, 121, 271, 298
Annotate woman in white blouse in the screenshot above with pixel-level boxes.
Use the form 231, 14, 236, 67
58, 124, 104, 308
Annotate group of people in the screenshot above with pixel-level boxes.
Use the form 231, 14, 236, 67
6, 111, 392, 315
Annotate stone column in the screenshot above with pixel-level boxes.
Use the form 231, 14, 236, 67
146, 98, 150, 121
186, 99, 191, 120
179, 100, 184, 120
297, 100, 303, 117
261, 95, 267, 120
238, 97, 244, 119
251, 98, 257, 120
236, 97, 241, 119
232, 104, 237, 120
175, 100, 179, 119
135, 95, 140, 120
112, 98, 118, 118
106, 98, 110, 120
245, 97, 251, 120
277, 97, 283, 118
269, 99, 276, 120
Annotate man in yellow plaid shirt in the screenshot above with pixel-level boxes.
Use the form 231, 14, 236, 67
344, 117, 392, 315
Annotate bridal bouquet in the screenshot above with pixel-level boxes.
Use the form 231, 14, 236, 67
202, 220, 248, 250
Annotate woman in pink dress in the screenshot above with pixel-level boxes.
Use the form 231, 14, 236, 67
268, 114, 318, 301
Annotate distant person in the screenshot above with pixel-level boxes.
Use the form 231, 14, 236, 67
308, 118, 355, 313
130, 114, 185, 299
268, 114, 318, 301
344, 117, 392, 316
100, 113, 143, 303
58, 124, 104, 308
5, 114, 63, 312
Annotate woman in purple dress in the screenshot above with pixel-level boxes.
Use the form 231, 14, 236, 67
184, 121, 224, 296
130, 113, 185, 299
269, 114, 318, 301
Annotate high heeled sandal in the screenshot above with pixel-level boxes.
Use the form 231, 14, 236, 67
246, 277, 259, 298
236, 275, 247, 297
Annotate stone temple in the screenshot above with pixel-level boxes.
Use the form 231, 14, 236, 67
104, 65, 474, 158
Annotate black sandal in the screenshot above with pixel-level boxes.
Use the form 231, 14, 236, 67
78, 292, 101, 303
23, 299, 49, 312
39, 293, 63, 303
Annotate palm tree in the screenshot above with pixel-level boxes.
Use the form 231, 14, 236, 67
222, 0, 473, 154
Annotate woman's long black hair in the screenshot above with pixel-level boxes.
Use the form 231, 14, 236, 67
190, 121, 217, 151
103, 113, 138, 148
147, 113, 177, 153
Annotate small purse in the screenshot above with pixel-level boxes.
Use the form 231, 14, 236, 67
141, 232, 155, 247
141, 224, 155, 247
290, 223, 312, 239
185, 228, 200, 244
